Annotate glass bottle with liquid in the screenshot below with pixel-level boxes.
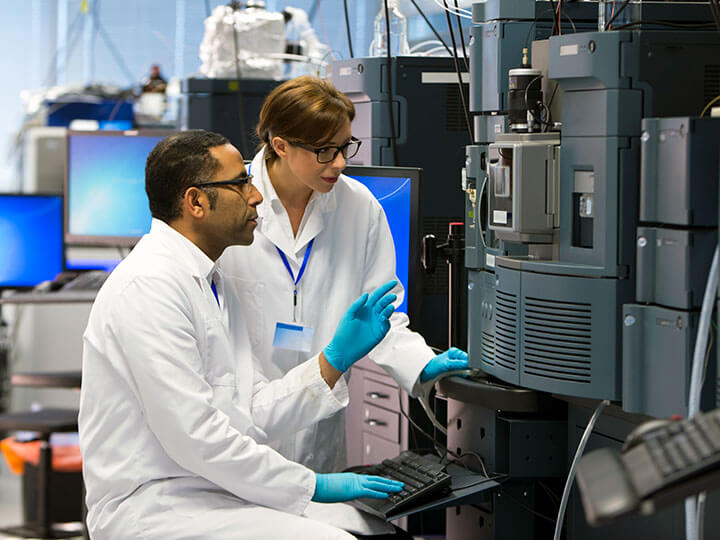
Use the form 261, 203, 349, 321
369, 0, 410, 57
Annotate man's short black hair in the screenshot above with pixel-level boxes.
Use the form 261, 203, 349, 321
145, 130, 231, 222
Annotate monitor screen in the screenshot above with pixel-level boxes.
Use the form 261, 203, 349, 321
0, 194, 64, 289
65, 129, 175, 246
343, 166, 421, 318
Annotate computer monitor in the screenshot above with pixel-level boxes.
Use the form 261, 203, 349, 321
64, 129, 175, 246
343, 166, 421, 321
0, 194, 64, 289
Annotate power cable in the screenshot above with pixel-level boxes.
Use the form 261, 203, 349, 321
343, 0, 354, 58
548, 0, 558, 35
407, 0, 452, 56
230, 4, 249, 157
553, 399, 610, 540
604, 0, 633, 31
92, 9, 136, 85
701, 95, 720, 116
612, 20, 716, 30
708, 0, 720, 29
432, 0, 471, 18
443, 0, 473, 144
562, 7, 577, 33
453, 0, 469, 72
501, 488, 559, 524
316, 0, 337, 61
557, 0, 563, 35
383, 0, 399, 166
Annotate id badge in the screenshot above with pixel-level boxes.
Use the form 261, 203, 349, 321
273, 321, 315, 352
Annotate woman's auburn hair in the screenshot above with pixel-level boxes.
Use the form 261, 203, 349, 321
256, 76, 355, 161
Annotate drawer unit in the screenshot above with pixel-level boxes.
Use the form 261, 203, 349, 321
362, 431, 401, 465
346, 364, 410, 467
363, 376, 400, 411
362, 402, 401, 443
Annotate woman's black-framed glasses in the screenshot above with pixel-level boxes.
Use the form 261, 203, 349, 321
290, 137, 362, 164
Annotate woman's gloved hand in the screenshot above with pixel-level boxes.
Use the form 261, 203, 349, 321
323, 280, 398, 373
419, 347, 469, 383
311, 472, 404, 503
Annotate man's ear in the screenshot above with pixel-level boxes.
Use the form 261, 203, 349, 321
182, 187, 207, 220
271, 136, 289, 158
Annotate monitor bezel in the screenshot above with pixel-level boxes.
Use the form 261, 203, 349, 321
64, 129, 176, 247
0, 192, 66, 291
343, 165, 423, 331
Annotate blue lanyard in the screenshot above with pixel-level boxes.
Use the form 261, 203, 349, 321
210, 280, 220, 307
275, 239, 315, 310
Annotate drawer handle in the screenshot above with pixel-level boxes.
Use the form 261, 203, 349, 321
366, 391, 390, 400
364, 419, 388, 427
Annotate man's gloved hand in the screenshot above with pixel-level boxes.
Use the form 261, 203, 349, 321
419, 347, 469, 383
323, 280, 398, 373
312, 472, 404, 503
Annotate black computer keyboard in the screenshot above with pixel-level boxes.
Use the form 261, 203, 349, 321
347, 451, 452, 520
576, 409, 720, 525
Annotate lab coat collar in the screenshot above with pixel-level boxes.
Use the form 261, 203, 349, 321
251, 147, 337, 262
149, 218, 218, 285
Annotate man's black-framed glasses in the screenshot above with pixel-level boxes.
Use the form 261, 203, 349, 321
191, 173, 253, 194
289, 137, 362, 164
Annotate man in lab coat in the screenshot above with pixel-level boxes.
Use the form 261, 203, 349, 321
78, 130, 409, 539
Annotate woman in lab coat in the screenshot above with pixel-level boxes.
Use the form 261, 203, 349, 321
219, 76, 468, 475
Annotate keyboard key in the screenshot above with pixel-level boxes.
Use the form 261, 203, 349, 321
696, 416, 720, 449
347, 451, 452, 519
674, 434, 700, 464
663, 441, 688, 470
686, 423, 714, 458
646, 439, 674, 476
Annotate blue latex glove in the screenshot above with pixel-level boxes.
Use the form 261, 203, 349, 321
420, 347, 469, 383
323, 280, 398, 373
312, 473, 404, 503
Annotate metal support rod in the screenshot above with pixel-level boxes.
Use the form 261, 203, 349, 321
447, 222, 467, 349
37, 438, 53, 537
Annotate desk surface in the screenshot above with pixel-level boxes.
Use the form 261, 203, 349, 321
11, 371, 82, 389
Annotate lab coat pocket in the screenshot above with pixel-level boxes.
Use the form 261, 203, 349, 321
224, 277, 265, 348
202, 317, 236, 384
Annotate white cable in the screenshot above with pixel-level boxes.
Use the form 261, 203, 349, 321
432, 0, 472, 19
438, 0, 472, 15
417, 368, 479, 434
422, 46, 453, 56
688, 245, 718, 417
685, 245, 719, 540
553, 399, 610, 540
410, 39, 443, 53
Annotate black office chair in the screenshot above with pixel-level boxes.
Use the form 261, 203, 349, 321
0, 371, 85, 539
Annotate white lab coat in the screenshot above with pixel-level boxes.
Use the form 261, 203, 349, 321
218, 147, 435, 473
79, 219, 384, 539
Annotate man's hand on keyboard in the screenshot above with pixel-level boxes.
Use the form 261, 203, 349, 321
311, 472, 404, 503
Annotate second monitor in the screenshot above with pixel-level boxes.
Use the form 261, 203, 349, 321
65, 129, 175, 247
343, 165, 421, 322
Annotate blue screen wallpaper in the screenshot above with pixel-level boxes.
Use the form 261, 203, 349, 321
68, 134, 164, 238
346, 174, 412, 314
0, 195, 63, 288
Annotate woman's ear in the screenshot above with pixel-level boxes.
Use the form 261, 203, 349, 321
271, 136, 289, 158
